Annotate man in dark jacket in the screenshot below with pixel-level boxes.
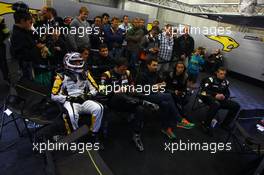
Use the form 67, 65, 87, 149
87, 44, 115, 83
140, 26, 160, 61
10, 4, 44, 80
103, 17, 123, 59
200, 67, 240, 135
126, 18, 145, 75
46, 7, 64, 28
100, 57, 158, 152
136, 58, 195, 139
174, 27, 194, 60
90, 16, 104, 52
207, 49, 224, 74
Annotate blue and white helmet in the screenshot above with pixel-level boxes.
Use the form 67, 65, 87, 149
63, 52, 84, 73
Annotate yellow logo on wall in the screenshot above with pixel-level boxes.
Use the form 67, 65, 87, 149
205, 35, 239, 52
0, 1, 39, 16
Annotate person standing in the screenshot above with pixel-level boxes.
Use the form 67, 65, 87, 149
126, 18, 145, 75
103, 17, 123, 59
68, 7, 90, 51
90, 16, 104, 53
11, 2, 45, 80
118, 15, 132, 48
158, 24, 174, 72
174, 27, 194, 64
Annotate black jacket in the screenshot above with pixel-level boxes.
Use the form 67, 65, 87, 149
140, 33, 160, 58
47, 17, 64, 28
136, 68, 163, 86
201, 76, 230, 98
165, 71, 188, 92
46, 35, 68, 66
90, 26, 104, 50
174, 35, 194, 57
101, 69, 133, 86
87, 54, 115, 81
11, 25, 41, 63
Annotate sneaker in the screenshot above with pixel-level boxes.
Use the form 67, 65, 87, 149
161, 127, 176, 139
132, 134, 144, 152
142, 100, 159, 111
177, 118, 195, 129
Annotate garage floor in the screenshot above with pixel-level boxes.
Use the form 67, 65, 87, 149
0, 72, 264, 175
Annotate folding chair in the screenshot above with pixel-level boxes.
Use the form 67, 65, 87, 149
191, 78, 208, 111
225, 109, 264, 175
1, 79, 63, 142
0, 82, 24, 139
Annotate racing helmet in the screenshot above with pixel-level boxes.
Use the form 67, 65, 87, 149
63, 52, 85, 73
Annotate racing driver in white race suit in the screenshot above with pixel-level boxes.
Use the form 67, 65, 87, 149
51, 52, 104, 139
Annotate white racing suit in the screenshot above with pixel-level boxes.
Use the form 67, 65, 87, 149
51, 70, 104, 133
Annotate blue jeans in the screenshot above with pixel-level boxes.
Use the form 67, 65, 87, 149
126, 50, 138, 77
143, 92, 182, 128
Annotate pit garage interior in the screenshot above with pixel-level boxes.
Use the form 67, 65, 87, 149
0, 0, 264, 175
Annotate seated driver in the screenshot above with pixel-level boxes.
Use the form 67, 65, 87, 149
51, 52, 104, 141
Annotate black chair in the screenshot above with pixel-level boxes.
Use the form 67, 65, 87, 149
1, 79, 64, 142
0, 82, 23, 139
226, 109, 264, 175
191, 78, 208, 111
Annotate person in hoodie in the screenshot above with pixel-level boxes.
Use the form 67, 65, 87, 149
187, 47, 205, 87
67, 7, 90, 51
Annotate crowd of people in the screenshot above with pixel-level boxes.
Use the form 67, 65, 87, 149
0, 2, 240, 152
